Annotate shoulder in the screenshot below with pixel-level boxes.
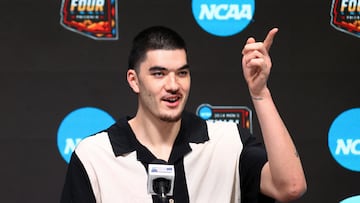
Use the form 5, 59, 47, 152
75, 131, 111, 155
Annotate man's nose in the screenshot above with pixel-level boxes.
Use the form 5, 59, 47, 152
165, 73, 179, 92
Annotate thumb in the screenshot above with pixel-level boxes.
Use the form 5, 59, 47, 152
246, 37, 256, 44
242, 37, 256, 54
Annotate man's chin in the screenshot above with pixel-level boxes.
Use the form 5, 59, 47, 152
159, 113, 182, 123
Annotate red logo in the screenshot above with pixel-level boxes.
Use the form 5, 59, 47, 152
60, 0, 118, 40
330, 0, 360, 38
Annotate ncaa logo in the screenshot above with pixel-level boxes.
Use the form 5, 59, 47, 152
340, 195, 360, 203
57, 107, 115, 163
328, 108, 360, 172
192, 0, 255, 37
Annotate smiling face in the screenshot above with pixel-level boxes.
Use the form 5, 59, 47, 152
127, 49, 190, 122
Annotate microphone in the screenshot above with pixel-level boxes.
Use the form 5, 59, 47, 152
147, 160, 175, 203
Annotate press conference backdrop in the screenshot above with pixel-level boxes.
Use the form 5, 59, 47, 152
1, 0, 359, 202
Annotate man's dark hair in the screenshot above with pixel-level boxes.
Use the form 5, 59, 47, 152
128, 26, 187, 71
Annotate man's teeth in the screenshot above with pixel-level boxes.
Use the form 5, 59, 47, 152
166, 97, 178, 102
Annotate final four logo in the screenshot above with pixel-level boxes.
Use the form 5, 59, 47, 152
330, 0, 360, 38
60, 0, 118, 40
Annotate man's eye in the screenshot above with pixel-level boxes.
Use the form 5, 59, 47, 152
178, 70, 189, 77
152, 72, 164, 77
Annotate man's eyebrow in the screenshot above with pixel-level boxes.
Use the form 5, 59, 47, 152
149, 66, 167, 72
179, 64, 190, 70
148, 64, 190, 72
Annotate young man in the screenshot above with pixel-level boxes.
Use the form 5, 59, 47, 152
61, 26, 307, 203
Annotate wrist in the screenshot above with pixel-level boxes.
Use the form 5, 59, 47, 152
250, 88, 271, 101
252, 96, 264, 100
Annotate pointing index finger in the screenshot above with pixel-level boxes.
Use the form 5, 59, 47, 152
264, 28, 279, 52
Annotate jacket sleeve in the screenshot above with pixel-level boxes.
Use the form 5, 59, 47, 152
60, 152, 96, 203
238, 127, 275, 203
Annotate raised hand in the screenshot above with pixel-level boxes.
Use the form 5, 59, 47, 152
241, 28, 278, 99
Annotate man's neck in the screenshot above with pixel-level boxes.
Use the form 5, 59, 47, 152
128, 113, 181, 161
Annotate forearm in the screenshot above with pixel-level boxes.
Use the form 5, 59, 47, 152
253, 88, 306, 201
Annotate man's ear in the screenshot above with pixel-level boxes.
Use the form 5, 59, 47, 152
127, 69, 140, 93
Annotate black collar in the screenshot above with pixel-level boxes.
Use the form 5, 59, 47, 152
107, 111, 209, 164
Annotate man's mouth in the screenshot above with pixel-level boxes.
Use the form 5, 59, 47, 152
163, 96, 181, 103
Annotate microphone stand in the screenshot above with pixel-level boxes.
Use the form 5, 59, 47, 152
154, 178, 170, 203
